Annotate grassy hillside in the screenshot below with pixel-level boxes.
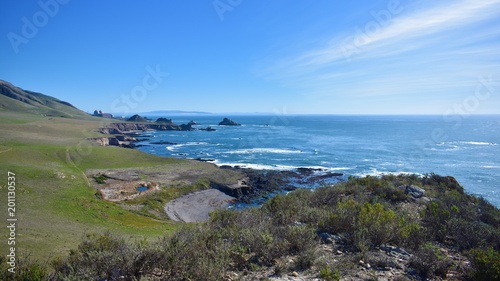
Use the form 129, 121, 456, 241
0, 80, 91, 119
0, 109, 241, 262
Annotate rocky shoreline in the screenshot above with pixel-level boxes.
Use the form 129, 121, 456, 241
90, 117, 240, 148
90, 118, 347, 205
88, 117, 350, 222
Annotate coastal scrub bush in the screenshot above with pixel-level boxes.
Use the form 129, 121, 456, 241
319, 266, 341, 281
93, 173, 107, 184
467, 247, 500, 281
319, 199, 360, 243
447, 218, 499, 250
1, 254, 49, 281
422, 173, 464, 195
153, 226, 232, 280
477, 196, 500, 228
16, 174, 500, 280
281, 224, 318, 255
409, 243, 451, 279
397, 216, 426, 250
52, 232, 153, 280
421, 200, 451, 242
295, 247, 317, 270
309, 185, 344, 207
355, 202, 398, 248
263, 190, 313, 225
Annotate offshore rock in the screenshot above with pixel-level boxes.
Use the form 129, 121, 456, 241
218, 118, 241, 126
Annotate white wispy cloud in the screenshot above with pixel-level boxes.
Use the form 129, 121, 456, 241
298, 0, 500, 68
261, 0, 500, 102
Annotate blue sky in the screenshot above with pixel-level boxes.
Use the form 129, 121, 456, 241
1, 0, 499, 114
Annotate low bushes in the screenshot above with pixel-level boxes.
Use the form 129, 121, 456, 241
467, 247, 500, 281
5, 174, 500, 280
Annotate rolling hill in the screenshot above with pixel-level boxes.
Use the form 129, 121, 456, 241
0, 80, 90, 118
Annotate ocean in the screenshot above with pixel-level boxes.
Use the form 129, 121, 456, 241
135, 115, 500, 207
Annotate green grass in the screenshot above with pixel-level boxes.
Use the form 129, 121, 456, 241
0, 110, 240, 261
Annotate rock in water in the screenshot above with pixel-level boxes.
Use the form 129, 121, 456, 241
218, 118, 241, 126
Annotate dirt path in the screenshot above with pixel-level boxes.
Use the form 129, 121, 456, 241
164, 189, 235, 222
65, 147, 91, 188
0, 148, 12, 154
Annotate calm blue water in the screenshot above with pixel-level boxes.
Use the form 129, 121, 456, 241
136, 115, 500, 207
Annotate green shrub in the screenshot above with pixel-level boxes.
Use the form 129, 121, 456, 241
319, 199, 360, 240
319, 266, 341, 281
93, 174, 107, 184
1, 254, 49, 281
397, 217, 426, 250
409, 243, 451, 279
280, 225, 318, 255
422, 200, 451, 242
477, 196, 500, 228
356, 202, 398, 248
294, 248, 317, 270
467, 248, 500, 281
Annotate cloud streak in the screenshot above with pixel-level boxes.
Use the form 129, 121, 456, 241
262, 0, 500, 104
301, 0, 500, 68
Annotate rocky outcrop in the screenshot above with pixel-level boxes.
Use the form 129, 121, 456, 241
156, 117, 173, 123
210, 178, 251, 199
97, 122, 194, 134
127, 114, 147, 122
199, 126, 216, 131
89, 136, 137, 148
218, 118, 241, 126
93, 122, 195, 148
399, 184, 426, 198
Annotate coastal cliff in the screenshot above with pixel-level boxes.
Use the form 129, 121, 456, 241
90, 122, 194, 148
97, 122, 194, 134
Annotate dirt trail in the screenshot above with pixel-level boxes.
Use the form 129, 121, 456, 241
65, 147, 91, 188
0, 148, 12, 154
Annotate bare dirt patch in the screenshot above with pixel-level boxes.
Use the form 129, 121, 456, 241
164, 189, 236, 222
87, 168, 185, 202
87, 166, 246, 221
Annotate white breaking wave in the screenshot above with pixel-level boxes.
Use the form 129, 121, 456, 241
210, 160, 350, 172
166, 142, 209, 151
355, 168, 422, 178
481, 165, 500, 169
449, 141, 497, 146
224, 148, 303, 154
210, 160, 298, 170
